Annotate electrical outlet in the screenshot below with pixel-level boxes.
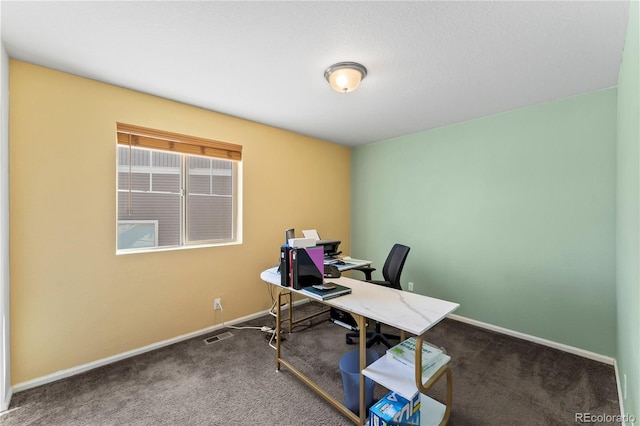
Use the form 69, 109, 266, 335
214, 298, 222, 310
408, 282, 414, 291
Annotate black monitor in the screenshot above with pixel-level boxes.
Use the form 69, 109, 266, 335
285, 228, 295, 244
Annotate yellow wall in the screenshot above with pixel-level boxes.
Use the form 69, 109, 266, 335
9, 61, 351, 384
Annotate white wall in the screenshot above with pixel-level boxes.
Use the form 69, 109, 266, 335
0, 38, 12, 411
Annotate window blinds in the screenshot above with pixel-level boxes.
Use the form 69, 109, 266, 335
116, 123, 242, 161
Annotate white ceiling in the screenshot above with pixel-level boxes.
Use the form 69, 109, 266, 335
1, 1, 631, 147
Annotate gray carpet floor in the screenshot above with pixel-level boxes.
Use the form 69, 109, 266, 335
0, 303, 620, 425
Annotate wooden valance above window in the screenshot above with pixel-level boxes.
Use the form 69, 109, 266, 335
116, 123, 242, 161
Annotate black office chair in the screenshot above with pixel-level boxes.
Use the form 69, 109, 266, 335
346, 243, 411, 348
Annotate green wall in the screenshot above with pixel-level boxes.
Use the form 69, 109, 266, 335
352, 89, 617, 356
616, 0, 639, 420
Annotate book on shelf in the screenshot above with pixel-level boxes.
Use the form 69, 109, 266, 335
300, 282, 351, 300
387, 337, 444, 374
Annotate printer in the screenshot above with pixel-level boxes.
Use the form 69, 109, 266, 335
299, 229, 341, 257
316, 240, 341, 257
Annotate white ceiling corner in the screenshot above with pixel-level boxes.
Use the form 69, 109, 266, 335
0, 1, 631, 146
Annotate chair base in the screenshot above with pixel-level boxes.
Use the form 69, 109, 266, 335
346, 325, 401, 349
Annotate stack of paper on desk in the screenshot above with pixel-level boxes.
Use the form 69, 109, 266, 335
302, 229, 321, 240
341, 256, 369, 264
387, 337, 444, 374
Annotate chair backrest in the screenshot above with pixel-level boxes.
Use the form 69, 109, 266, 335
381, 244, 411, 290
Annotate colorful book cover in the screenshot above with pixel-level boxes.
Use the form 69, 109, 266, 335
292, 246, 324, 290
387, 337, 443, 373
306, 246, 324, 275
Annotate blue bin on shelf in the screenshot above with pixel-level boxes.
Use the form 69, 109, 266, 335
339, 348, 380, 414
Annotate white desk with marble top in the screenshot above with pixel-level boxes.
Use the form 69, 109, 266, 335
260, 268, 460, 425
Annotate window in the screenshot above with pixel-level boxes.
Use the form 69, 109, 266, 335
116, 123, 242, 252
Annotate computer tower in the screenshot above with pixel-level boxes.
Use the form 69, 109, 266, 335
329, 308, 359, 331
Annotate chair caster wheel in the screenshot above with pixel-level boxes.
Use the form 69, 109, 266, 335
346, 337, 353, 345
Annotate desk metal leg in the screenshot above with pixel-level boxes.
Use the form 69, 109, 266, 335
274, 294, 368, 425
415, 335, 453, 425
288, 292, 293, 333
276, 291, 283, 370
356, 313, 367, 425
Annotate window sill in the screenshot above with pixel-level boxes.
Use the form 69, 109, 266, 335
116, 239, 242, 255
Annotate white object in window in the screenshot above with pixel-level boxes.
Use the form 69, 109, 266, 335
116, 124, 242, 253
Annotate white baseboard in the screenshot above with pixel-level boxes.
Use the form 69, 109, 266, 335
613, 361, 637, 426
0, 386, 11, 412
448, 314, 615, 365
13, 300, 308, 393
11, 304, 617, 397
614, 361, 627, 426
448, 316, 630, 421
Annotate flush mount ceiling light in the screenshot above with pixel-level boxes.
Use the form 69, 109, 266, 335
324, 62, 367, 94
